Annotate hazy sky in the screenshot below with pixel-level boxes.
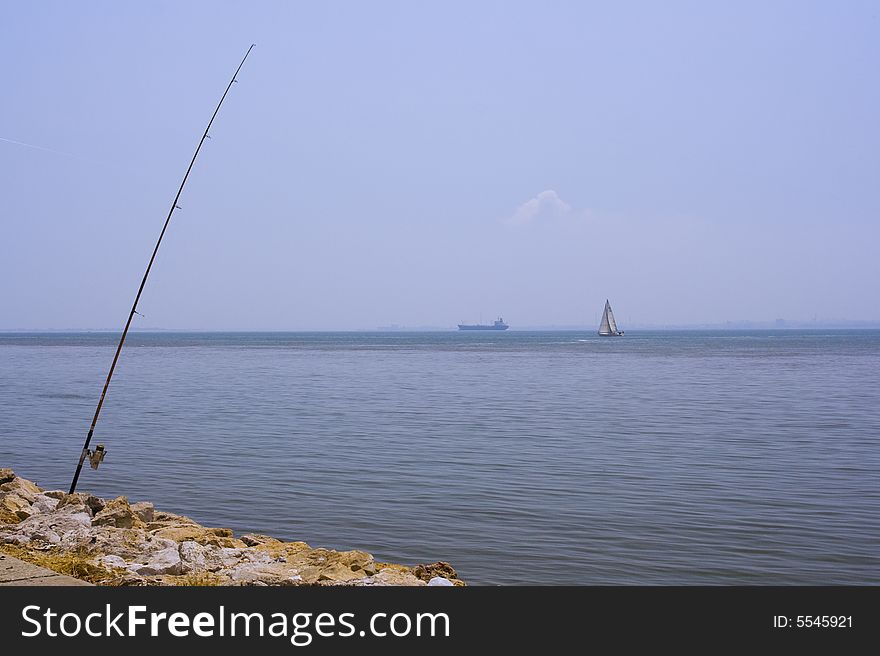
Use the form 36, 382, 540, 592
2, 1, 878, 329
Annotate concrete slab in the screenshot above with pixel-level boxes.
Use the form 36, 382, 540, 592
0, 552, 93, 586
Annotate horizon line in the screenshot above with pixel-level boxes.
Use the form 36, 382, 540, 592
3, 322, 880, 334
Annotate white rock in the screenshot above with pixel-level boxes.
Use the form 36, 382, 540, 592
20, 528, 61, 545
97, 555, 128, 569
427, 576, 455, 586
91, 531, 175, 562
130, 501, 155, 523
226, 562, 272, 582
135, 546, 183, 575
178, 541, 208, 572
240, 549, 272, 565
219, 547, 246, 567
31, 495, 60, 515
1, 510, 93, 549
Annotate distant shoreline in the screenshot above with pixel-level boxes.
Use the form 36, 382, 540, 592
3, 325, 880, 334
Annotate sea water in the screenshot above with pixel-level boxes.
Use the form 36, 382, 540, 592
1, 330, 878, 584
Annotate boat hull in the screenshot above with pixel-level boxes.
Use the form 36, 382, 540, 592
458, 325, 509, 331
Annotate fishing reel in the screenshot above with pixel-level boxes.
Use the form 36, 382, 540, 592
86, 444, 106, 470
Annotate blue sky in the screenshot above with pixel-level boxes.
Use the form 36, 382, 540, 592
2, 1, 878, 329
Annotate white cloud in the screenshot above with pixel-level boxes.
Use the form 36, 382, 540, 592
505, 190, 586, 225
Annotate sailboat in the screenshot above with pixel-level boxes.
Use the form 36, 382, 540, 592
598, 300, 624, 336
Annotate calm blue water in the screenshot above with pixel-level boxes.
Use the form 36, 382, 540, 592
1, 330, 878, 584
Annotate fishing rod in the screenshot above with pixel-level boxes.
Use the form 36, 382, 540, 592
68, 44, 255, 495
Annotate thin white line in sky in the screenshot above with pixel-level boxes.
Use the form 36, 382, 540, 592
0, 135, 85, 160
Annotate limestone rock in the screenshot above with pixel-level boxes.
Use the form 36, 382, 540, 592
91, 529, 176, 562
130, 501, 154, 523
92, 496, 143, 529
225, 562, 302, 585
252, 539, 311, 559
0, 509, 93, 548
427, 576, 455, 586
1, 493, 32, 520
232, 547, 272, 566
377, 570, 426, 586
179, 541, 235, 572
97, 554, 128, 569
317, 562, 364, 583
148, 510, 192, 527
178, 540, 208, 571
0, 469, 466, 587
241, 533, 278, 547
0, 475, 42, 503
150, 524, 244, 548
134, 546, 183, 575
0, 507, 20, 524
58, 492, 104, 516
412, 561, 460, 584
357, 568, 427, 586
31, 494, 60, 515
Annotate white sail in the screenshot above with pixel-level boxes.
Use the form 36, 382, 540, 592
598, 300, 622, 336
606, 303, 619, 334
598, 301, 612, 335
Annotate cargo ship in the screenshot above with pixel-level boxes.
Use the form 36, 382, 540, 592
458, 317, 509, 331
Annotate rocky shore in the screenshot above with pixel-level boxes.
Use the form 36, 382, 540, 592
0, 468, 463, 586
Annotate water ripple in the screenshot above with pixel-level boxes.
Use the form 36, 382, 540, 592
1, 330, 878, 584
